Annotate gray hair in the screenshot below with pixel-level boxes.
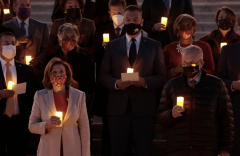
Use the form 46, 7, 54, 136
57, 23, 80, 41
182, 45, 203, 60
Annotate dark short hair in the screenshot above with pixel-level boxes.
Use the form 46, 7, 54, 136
215, 6, 236, 28
124, 5, 141, 14
13, 0, 31, 7
108, 0, 126, 10
0, 31, 16, 44
43, 57, 73, 90
60, 0, 84, 11
173, 14, 197, 35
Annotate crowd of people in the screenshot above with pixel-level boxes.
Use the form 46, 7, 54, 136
0, 0, 240, 156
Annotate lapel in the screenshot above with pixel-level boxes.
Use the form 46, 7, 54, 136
44, 89, 57, 116
0, 62, 6, 89
108, 23, 117, 41
12, 18, 22, 37
63, 87, 77, 123
231, 42, 240, 72
26, 18, 34, 48
132, 35, 147, 68
120, 35, 130, 68
15, 61, 23, 84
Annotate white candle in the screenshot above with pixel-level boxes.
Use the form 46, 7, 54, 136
127, 68, 134, 73
103, 33, 110, 42
7, 81, 14, 90
56, 112, 63, 127
161, 17, 168, 26
25, 56, 32, 65
3, 9, 10, 14
221, 42, 227, 48
177, 97, 184, 107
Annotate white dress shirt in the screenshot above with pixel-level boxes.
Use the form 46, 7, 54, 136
16, 16, 29, 36
126, 32, 142, 57
187, 71, 202, 87
113, 23, 124, 37
0, 57, 20, 115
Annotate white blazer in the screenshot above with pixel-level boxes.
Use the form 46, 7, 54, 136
28, 87, 90, 156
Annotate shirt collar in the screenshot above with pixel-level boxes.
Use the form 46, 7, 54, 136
113, 23, 124, 30
0, 56, 15, 68
126, 32, 142, 44
16, 16, 29, 26
188, 71, 202, 84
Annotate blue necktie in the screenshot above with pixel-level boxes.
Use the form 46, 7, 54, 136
129, 38, 136, 67
20, 22, 26, 35
164, 0, 170, 15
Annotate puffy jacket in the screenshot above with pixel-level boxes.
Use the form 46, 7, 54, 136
157, 70, 234, 153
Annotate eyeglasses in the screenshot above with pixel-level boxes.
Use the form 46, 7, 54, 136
182, 60, 202, 67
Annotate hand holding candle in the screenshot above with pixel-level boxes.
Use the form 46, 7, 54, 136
121, 68, 139, 81
177, 97, 184, 107
55, 112, 63, 127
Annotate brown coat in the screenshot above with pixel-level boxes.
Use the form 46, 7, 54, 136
47, 17, 95, 56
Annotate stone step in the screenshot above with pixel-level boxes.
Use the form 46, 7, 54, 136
195, 12, 240, 22
193, 2, 240, 12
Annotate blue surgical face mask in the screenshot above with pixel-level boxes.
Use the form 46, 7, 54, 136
18, 7, 31, 20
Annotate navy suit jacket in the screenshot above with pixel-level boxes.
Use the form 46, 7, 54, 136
100, 35, 167, 117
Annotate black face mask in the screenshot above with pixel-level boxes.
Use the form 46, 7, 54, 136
123, 23, 142, 35
183, 65, 200, 78
218, 18, 232, 30
67, 8, 81, 19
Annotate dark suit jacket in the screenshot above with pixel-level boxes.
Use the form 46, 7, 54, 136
141, 0, 194, 48
3, 17, 50, 64
100, 35, 167, 117
0, 60, 35, 128
217, 41, 240, 125
93, 0, 138, 28
92, 22, 125, 116
45, 47, 95, 94
47, 17, 95, 57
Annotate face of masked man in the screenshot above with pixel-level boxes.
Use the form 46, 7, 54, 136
14, 0, 31, 20
109, 5, 125, 27
0, 35, 16, 61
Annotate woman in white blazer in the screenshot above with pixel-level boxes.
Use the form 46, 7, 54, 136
29, 57, 90, 156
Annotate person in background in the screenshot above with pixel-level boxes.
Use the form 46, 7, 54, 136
0, 32, 35, 156
163, 14, 215, 80
45, 23, 95, 124
217, 41, 240, 156
48, 0, 95, 57
237, 15, 240, 33
100, 5, 167, 156
92, 1, 127, 155
3, 0, 49, 90
1, 0, 14, 22
29, 57, 90, 156
158, 45, 234, 156
200, 6, 240, 72
0, 0, 13, 33
141, 0, 194, 48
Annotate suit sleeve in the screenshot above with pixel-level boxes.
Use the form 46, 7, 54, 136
217, 46, 233, 92
184, 0, 194, 16
28, 92, 48, 135
202, 43, 215, 75
99, 43, 118, 91
217, 81, 234, 153
37, 24, 50, 62
157, 83, 178, 128
78, 93, 90, 156
144, 43, 167, 90
141, 0, 156, 34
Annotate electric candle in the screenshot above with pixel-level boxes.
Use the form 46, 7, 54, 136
3, 9, 10, 14
177, 97, 184, 107
161, 17, 168, 26
103, 33, 110, 42
127, 68, 134, 73
221, 42, 227, 49
26, 56, 32, 65
7, 81, 14, 90
56, 112, 63, 127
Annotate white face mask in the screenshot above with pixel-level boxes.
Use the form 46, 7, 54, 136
2, 45, 16, 59
112, 14, 124, 27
